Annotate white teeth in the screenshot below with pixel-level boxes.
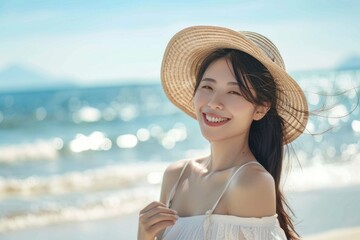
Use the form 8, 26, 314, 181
205, 115, 228, 123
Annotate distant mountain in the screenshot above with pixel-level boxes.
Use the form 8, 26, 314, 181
336, 55, 360, 71
0, 64, 76, 92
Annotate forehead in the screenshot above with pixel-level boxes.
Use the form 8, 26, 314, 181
202, 58, 237, 83
201, 57, 257, 94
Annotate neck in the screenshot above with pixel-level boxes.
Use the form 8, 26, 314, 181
206, 134, 255, 172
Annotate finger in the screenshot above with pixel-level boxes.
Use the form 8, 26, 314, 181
140, 201, 166, 214
145, 206, 177, 220
139, 206, 178, 228
145, 212, 178, 227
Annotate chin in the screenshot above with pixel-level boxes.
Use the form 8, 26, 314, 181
199, 129, 228, 142
199, 125, 247, 143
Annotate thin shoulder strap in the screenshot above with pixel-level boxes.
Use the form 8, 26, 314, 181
166, 160, 191, 207
206, 161, 262, 215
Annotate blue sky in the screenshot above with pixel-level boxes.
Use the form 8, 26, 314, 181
1, 0, 359, 85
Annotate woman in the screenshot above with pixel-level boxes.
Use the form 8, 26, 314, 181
138, 26, 309, 240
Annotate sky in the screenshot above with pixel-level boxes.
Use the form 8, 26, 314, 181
1, 0, 360, 85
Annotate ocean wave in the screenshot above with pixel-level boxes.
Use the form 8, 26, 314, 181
1, 159, 360, 232
1, 152, 359, 198
0, 123, 189, 162
284, 157, 360, 191
0, 187, 158, 232
0, 163, 167, 198
0, 138, 63, 163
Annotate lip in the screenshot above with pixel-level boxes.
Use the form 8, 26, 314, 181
202, 112, 230, 127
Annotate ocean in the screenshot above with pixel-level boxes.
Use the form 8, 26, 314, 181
0, 69, 359, 237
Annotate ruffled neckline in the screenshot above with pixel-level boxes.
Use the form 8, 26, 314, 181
176, 213, 279, 226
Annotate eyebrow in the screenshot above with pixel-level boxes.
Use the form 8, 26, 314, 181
201, 78, 239, 86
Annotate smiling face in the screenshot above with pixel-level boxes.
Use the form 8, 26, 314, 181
194, 57, 261, 142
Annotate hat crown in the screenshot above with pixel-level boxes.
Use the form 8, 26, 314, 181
241, 31, 286, 70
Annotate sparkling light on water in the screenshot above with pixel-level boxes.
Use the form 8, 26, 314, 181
161, 136, 176, 149
119, 105, 138, 121
70, 132, 112, 153
53, 138, 64, 150
352, 120, 360, 133
328, 104, 348, 126
167, 128, 187, 142
159, 123, 188, 149
149, 125, 164, 138
306, 120, 315, 133
308, 93, 320, 105
136, 128, 150, 142
73, 106, 102, 123
116, 134, 138, 148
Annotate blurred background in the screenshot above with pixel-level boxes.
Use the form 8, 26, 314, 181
0, 0, 360, 239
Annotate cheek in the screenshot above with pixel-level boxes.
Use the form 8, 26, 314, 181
228, 100, 256, 116
193, 91, 207, 109
193, 93, 201, 119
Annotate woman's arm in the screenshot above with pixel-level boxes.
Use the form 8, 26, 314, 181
138, 160, 187, 240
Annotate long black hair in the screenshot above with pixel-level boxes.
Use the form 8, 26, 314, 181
193, 48, 301, 240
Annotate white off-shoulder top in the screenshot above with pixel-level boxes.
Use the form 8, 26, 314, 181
161, 160, 287, 240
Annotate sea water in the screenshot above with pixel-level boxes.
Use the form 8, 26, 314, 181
0, 69, 359, 233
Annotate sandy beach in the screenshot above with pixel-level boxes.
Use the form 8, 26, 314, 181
1, 184, 359, 240
305, 227, 360, 240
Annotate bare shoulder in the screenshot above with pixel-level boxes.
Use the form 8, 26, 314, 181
163, 159, 189, 183
227, 162, 276, 217
159, 159, 191, 203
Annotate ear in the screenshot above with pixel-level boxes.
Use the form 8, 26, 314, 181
253, 102, 271, 121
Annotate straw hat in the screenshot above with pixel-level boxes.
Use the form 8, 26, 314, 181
161, 25, 308, 144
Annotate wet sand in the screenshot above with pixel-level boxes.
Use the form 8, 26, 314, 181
305, 227, 360, 240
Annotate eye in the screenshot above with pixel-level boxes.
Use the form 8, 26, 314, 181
229, 91, 242, 96
201, 85, 212, 90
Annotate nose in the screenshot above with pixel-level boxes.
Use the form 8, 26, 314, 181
207, 93, 224, 110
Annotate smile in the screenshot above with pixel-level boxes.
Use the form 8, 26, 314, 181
203, 113, 230, 127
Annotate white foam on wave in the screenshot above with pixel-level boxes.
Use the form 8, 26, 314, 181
283, 157, 360, 192
0, 162, 167, 198
1, 158, 360, 233
0, 187, 159, 232
2, 150, 359, 197
0, 138, 63, 163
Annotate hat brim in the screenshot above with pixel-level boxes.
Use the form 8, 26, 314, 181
161, 26, 308, 144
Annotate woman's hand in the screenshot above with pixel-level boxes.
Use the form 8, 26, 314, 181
137, 201, 178, 240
